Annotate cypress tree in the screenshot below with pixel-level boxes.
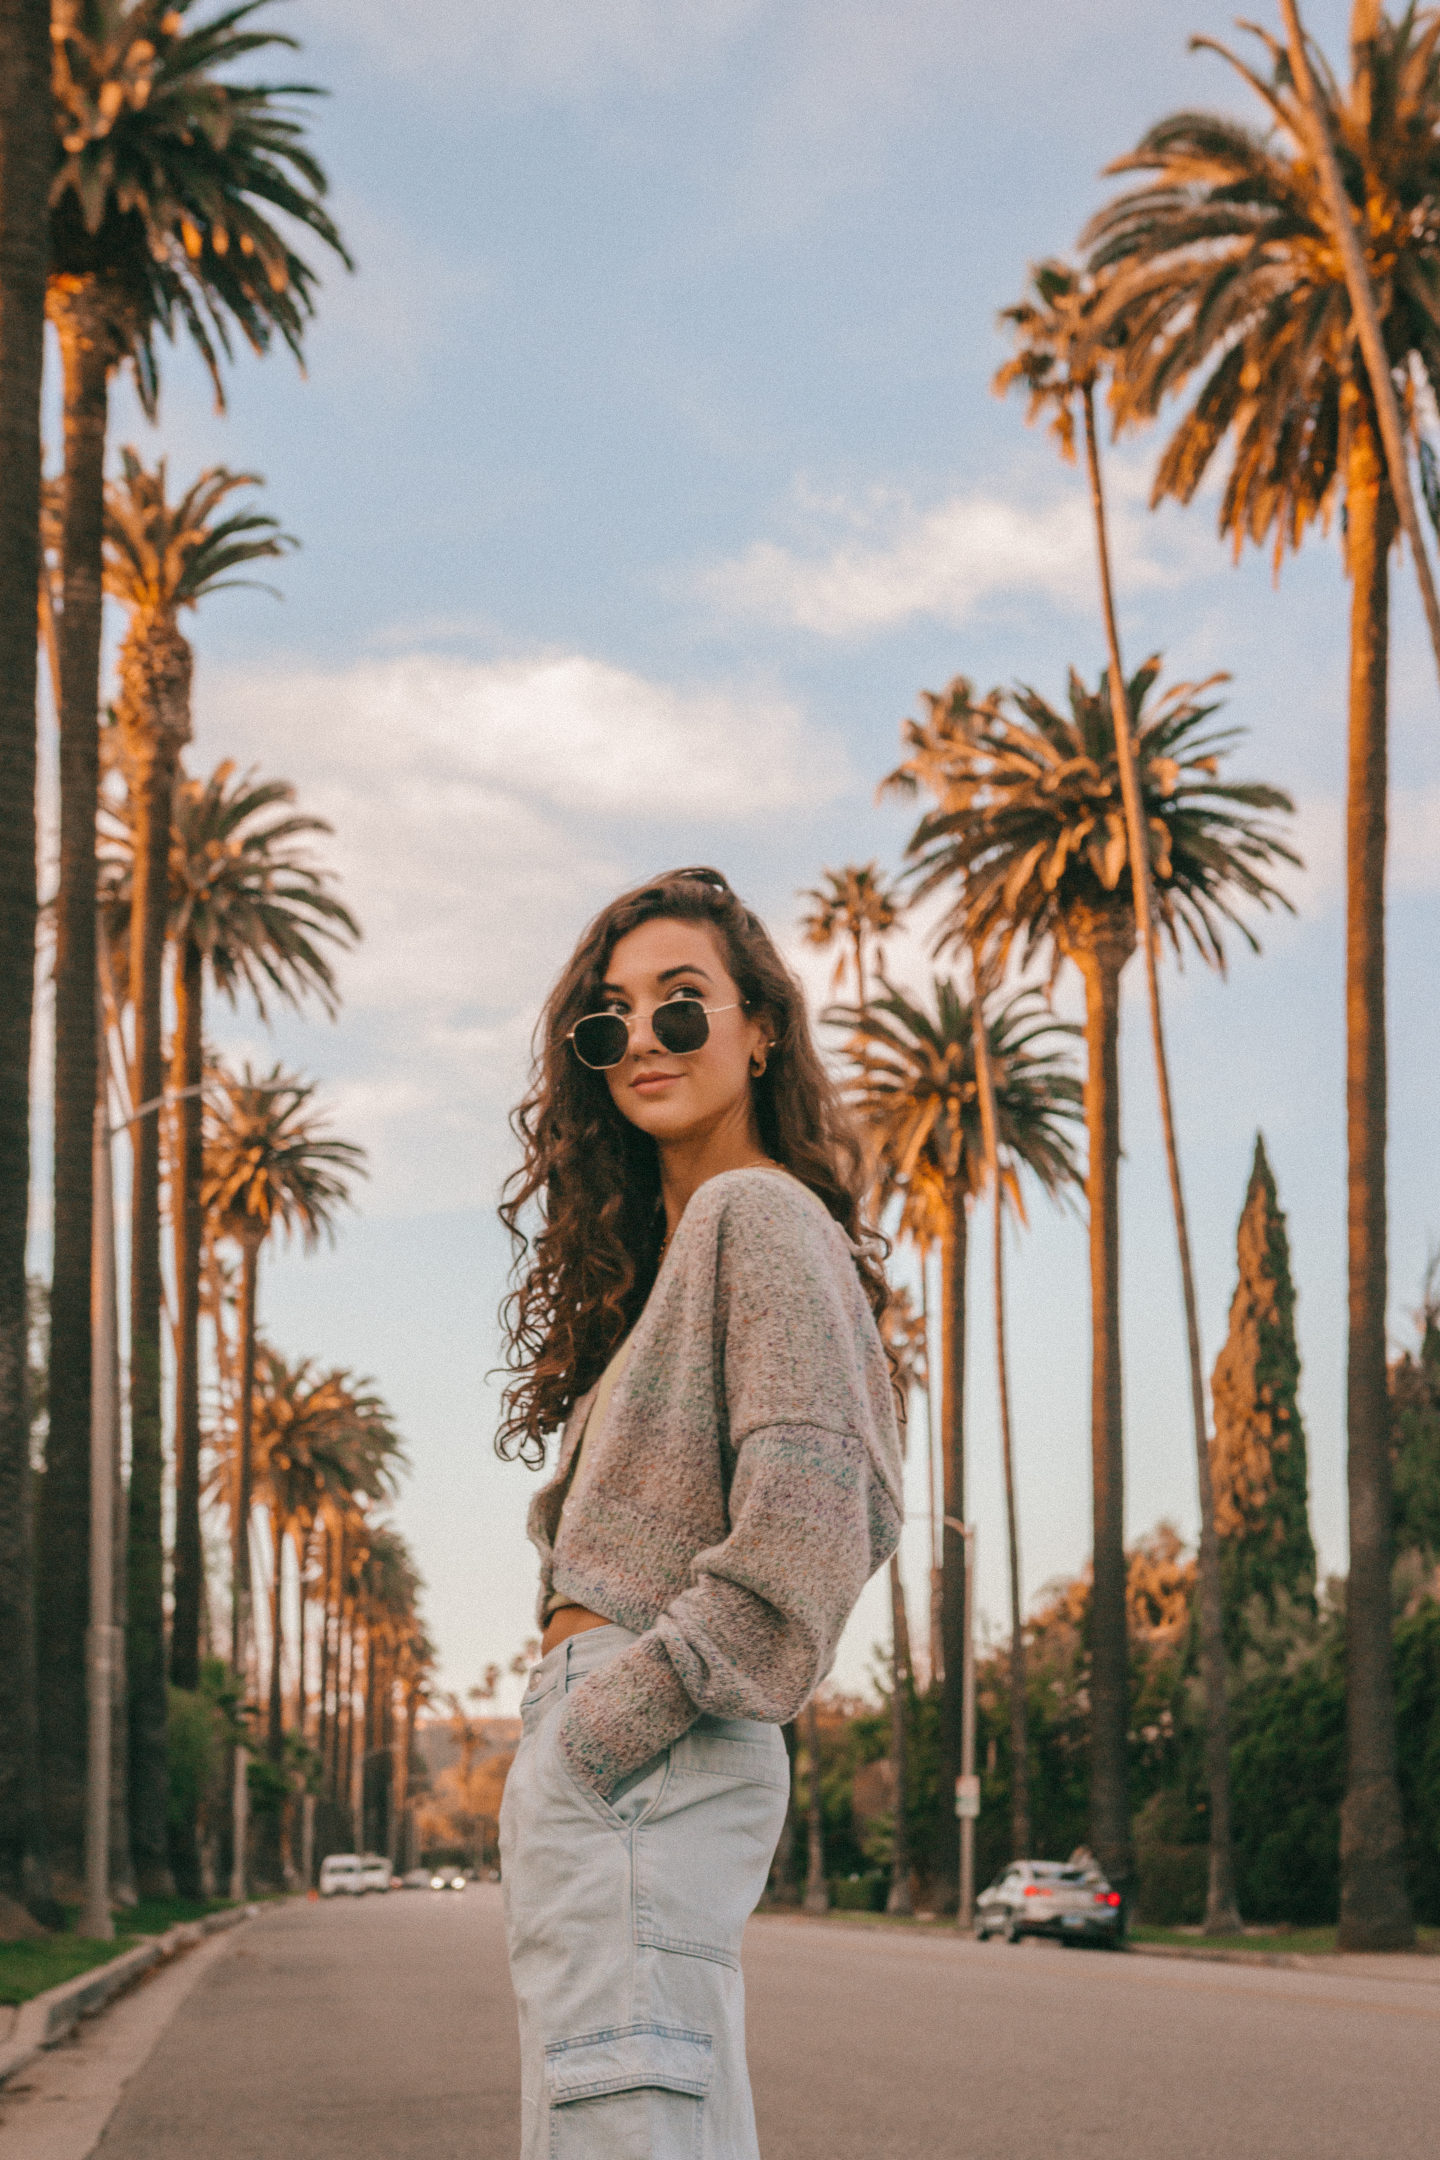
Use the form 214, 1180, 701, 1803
1210, 1135, 1316, 1644
1390, 1268, 1440, 1563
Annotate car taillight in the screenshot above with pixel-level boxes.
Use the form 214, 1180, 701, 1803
1023, 1885, 1049, 1897
1096, 1891, 1121, 1906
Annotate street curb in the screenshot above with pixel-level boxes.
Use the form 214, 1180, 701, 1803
0, 1902, 254, 2089
1125, 1938, 1440, 1982
753, 1910, 1440, 1984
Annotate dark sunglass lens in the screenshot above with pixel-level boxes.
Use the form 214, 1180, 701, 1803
571, 1013, 630, 1068
652, 1000, 709, 1054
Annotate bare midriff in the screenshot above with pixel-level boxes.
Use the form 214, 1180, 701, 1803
540, 1603, 611, 1656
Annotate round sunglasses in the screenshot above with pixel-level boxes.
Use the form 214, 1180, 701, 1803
567, 997, 742, 1071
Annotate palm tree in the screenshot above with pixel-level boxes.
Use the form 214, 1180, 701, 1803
245, 1353, 400, 1882
203, 1066, 364, 1670
878, 1285, 928, 1913
888, 664, 1295, 1899
799, 861, 907, 1908
170, 766, 355, 1696
202, 1062, 362, 1894
799, 863, 902, 1003
101, 760, 358, 1699
967, 969, 1030, 1863
251, 1354, 400, 1762
39, 2, 347, 1889
1082, 1, 1429, 1951
102, 454, 293, 1895
996, 255, 1244, 1930
0, 0, 54, 1927
836, 976, 1083, 1897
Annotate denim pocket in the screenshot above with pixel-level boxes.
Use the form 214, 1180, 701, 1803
519, 1675, 560, 1735
545, 2024, 711, 2160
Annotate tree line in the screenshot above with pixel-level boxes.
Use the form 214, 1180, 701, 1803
773, 1156, 1440, 1929
0, 1, 432, 1930
788, 3, 1440, 1950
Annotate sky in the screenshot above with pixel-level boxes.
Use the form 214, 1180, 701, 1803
38, 0, 1440, 1708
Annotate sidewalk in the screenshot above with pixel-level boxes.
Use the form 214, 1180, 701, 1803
0, 1906, 252, 2091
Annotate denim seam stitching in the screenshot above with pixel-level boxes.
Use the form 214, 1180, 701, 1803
634, 1928, 739, 1969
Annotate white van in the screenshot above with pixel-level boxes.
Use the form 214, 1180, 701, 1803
318, 1852, 365, 1898
358, 1853, 392, 1893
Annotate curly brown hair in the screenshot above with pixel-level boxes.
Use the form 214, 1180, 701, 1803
496, 866, 889, 1466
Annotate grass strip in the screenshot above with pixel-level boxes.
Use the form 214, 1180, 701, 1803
0, 1896, 238, 2007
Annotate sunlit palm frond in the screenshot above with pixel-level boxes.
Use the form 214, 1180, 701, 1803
50, 0, 351, 408
101, 757, 359, 1020
830, 977, 1083, 1230
797, 862, 903, 993
103, 448, 294, 614
888, 662, 1299, 979
202, 1060, 365, 1251
1082, 9, 1440, 561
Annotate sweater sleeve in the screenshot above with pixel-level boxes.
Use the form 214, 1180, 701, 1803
554, 1179, 902, 1799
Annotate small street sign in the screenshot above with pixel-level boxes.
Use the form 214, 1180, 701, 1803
954, 1775, 980, 1820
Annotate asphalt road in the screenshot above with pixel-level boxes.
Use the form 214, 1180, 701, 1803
84, 1887, 1439, 2159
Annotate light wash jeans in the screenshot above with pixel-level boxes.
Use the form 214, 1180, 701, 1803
500, 1624, 791, 2160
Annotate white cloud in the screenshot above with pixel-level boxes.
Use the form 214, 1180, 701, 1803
215, 651, 834, 823
197, 649, 850, 1213
702, 476, 1190, 638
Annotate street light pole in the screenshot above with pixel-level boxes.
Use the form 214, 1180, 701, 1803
79, 1080, 119, 1940
958, 1522, 977, 1930
947, 1518, 980, 1927
80, 1069, 210, 1933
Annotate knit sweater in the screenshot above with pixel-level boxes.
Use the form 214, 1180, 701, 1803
527, 1167, 904, 1799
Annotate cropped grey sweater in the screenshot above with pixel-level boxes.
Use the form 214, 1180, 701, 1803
527, 1168, 903, 1799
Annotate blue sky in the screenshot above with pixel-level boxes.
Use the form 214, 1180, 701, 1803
49, 0, 1440, 1703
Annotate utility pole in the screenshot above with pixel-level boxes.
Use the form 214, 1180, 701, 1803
952, 1521, 980, 1928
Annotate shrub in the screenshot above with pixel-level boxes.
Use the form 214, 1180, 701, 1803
830, 1872, 887, 1911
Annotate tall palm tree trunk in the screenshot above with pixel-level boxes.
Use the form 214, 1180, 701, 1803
396, 1679, 418, 1873
923, 1262, 943, 1689
992, 1189, 1031, 1859
268, 1511, 286, 1759
166, 958, 205, 1906
1337, 426, 1412, 1950
1082, 383, 1239, 1931
851, 921, 916, 1916
36, 289, 114, 1896
294, 1532, 309, 1743
170, 937, 205, 1690
120, 650, 189, 1901
317, 1523, 334, 1784
937, 1197, 969, 1895
801, 1698, 828, 1913
971, 983, 1032, 1859
362, 1631, 378, 1851
0, 0, 53, 1919
94, 1021, 135, 1903
1070, 911, 1133, 1900
339, 1606, 355, 1817
233, 1238, 260, 1675
885, 1557, 913, 1913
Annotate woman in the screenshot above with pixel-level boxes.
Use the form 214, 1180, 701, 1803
497, 866, 902, 2160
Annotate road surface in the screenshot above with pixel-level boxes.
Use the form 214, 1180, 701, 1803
12, 1888, 1440, 2158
